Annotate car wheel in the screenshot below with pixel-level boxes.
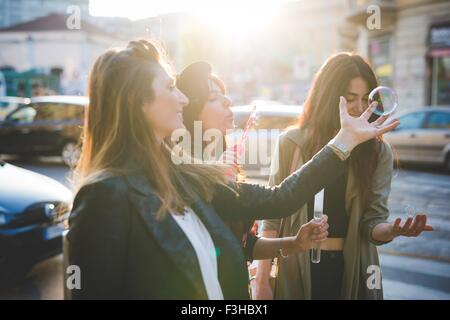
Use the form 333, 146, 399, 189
61, 141, 80, 168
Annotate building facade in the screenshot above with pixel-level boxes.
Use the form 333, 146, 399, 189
0, 0, 90, 28
342, 0, 450, 109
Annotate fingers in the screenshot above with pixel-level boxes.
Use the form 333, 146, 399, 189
313, 222, 329, 234
311, 215, 328, 232
378, 116, 400, 129
373, 114, 388, 126
309, 215, 329, 241
361, 101, 377, 121
311, 230, 328, 241
393, 217, 401, 235
409, 215, 421, 236
339, 96, 348, 120
409, 214, 435, 237
401, 216, 414, 234
414, 214, 425, 236
376, 118, 400, 135
423, 213, 434, 231
394, 214, 434, 238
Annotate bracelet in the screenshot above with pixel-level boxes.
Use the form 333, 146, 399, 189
279, 248, 289, 258
327, 142, 350, 161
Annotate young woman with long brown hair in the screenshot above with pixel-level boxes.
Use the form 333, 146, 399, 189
177, 61, 331, 263
67, 41, 399, 299
255, 52, 433, 300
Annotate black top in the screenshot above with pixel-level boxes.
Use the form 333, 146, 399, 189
308, 164, 349, 238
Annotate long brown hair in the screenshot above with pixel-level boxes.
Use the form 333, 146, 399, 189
299, 52, 382, 207
73, 39, 230, 219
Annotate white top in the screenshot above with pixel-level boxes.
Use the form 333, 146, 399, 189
171, 207, 224, 300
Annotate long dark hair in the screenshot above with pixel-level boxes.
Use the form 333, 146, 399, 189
299, 52, 382, 207
177, 62, 228, 157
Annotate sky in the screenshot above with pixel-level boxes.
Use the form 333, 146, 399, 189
89, 0, 296, 20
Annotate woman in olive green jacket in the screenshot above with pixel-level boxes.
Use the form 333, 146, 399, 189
255, 53, 433, 300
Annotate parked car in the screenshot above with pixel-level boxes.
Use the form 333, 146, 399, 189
0, 95, 87, 167
0, 159, 72, 287
229, 104, 301, 176
383, 106, 450, 170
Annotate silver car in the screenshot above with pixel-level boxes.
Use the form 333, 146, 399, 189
383, 106, 450, 170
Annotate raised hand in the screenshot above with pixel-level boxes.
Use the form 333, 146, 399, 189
334, 96, 400, 152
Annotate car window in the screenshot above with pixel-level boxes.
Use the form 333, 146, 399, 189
397, 112, 426, 130
0, 101, 25, 121
426, 112, 450, 129
232, 112, 250, 129
232, 112, 298, 130
7, 106, 37, 124
256, 115, 298, 129
34, 103, 84, 122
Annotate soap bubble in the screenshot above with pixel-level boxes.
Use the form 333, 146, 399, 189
368, 86, 398, 116
404, 204, 415, 219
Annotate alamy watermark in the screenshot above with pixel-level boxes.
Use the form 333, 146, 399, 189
66, 5, 81, 30
66, 264, 81, 290
367, 265, 382, 290
366, 5, 381, 30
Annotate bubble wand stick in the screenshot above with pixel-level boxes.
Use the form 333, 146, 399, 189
225, 105, 257, 178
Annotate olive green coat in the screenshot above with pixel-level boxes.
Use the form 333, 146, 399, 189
262, 128, 393, 300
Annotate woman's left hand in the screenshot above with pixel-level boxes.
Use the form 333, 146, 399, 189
391, 214, 434, 238
294, 215, 329, 252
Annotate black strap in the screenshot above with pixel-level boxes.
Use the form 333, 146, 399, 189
307, 198, 315, 221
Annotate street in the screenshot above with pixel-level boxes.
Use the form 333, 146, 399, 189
0, 156, 449, 300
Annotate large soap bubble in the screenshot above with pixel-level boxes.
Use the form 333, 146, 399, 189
368, 86, 398, 116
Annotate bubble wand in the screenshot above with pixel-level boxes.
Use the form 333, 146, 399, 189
225, 105, 257, 178
235, 105, 258, 156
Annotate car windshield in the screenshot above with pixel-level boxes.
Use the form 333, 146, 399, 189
0, 101, 27, 122
233, 112, 298, 130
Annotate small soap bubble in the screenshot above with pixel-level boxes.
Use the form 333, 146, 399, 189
404, 204, 415, 219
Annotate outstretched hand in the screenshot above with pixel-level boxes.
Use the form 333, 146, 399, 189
334, 96, 400, 151
391, 214, 434, 238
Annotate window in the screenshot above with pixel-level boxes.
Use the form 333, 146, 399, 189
369, 36, 393, 87
430, 55, 450, 105
34, 103, 84, 122
426, 112, 450, 129
233, 113, 298, 130
0, 101, 25, 121
7, 106, 37, 124
397, 112, 426, 130
255, 116, 298, 130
